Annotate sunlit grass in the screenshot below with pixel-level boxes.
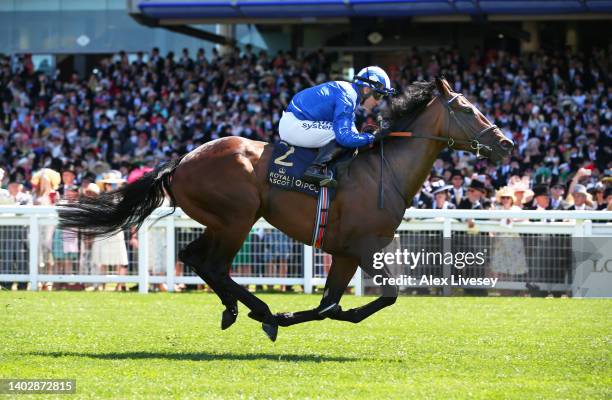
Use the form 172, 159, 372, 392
0, 292, 610, 399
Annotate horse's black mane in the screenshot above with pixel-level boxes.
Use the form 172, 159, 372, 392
386, 81, 436, 121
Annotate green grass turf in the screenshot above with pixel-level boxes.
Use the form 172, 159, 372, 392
0, 292, 610, 399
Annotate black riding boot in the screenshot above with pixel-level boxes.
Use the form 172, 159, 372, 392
302, 141, 346, 187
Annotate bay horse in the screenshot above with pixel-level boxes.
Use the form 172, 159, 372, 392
58, 78, 513, 341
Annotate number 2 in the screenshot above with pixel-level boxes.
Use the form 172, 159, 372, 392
274, 146, 295, 167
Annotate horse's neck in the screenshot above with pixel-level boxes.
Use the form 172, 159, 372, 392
386, 105, 444, 205
387, 137, 442, 202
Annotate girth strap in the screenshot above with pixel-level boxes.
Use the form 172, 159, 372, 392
311, 170, 330, 249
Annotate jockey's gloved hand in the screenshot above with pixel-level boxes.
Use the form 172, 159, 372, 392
371, 125, 392, 144
362, 124, 379, 134
372, 116, 392, 142
371, 130, 389, 144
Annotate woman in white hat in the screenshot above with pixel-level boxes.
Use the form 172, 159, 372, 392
494, 186, 520, 212
490, 186, 528, 284
430, 181, 456, 210
508, 176, 534, 207
96, 171, 126, 192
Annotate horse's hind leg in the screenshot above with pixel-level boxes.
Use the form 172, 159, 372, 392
178, 233, 239, 330
204, 228, 279, 341
172, 164, 277, 339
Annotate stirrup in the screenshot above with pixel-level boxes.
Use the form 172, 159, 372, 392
303, 169, 336, 188
319, 176, 337, 188
319, 168, 336, 187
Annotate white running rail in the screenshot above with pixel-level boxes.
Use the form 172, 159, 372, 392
0, 206, 610, 296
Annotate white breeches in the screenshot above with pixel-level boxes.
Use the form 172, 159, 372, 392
278, 111, 335, 148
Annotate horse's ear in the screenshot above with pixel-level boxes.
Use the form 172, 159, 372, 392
435, 77, 450, 98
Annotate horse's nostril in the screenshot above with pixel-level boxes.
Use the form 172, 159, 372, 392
500, 139, 514, 151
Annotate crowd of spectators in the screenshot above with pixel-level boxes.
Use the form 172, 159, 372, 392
0, 44, 610, 211
413, 168, 611, 212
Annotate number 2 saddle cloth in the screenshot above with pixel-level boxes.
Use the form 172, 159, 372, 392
267, 141, 355, 200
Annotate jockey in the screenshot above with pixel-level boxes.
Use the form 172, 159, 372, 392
278, 66, 396, 187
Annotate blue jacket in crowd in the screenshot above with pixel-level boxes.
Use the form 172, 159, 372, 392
286, 81, 374, 148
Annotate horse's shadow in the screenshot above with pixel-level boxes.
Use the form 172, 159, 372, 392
29, 351, 358, 363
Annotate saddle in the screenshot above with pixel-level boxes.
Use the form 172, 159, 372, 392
267, 141, 354, 199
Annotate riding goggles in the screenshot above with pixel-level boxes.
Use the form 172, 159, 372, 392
354, 76, 398, 99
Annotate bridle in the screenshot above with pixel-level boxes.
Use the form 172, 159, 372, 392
376, 90, 504, 210
442, 93, 498, 158
389, 93, 499, 158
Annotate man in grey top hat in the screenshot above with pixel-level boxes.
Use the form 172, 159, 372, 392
567, 184, 594, 211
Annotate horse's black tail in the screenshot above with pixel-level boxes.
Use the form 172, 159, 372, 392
57, 157, 183, 237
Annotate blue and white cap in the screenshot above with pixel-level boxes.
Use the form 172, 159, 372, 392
353, 66, 395, 96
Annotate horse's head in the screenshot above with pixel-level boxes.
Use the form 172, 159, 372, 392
433, 77, 514, 162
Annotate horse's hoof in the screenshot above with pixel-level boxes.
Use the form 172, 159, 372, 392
221, 307, 238, 330
247, 311, 264, 323
262, 319, 278, 342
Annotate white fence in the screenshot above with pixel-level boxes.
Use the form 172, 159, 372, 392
0, 206, 610, 296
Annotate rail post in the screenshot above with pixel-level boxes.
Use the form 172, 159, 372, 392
354, 268, 363, 296
583, 219, 592, 236
165, 217, 176, 292
28, 216, 39, 291
303, 244, 313, 294
138, 220, 150, 294
442, 217, 452, 296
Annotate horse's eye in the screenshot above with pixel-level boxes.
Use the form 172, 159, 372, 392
462, 107, 474, 114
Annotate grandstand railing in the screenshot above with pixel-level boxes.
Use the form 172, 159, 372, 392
0, 206, 610, 296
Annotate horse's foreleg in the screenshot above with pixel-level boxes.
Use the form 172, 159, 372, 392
328, 296, 397, 323
328, 263, 398, 324
274, 255, 358, 327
